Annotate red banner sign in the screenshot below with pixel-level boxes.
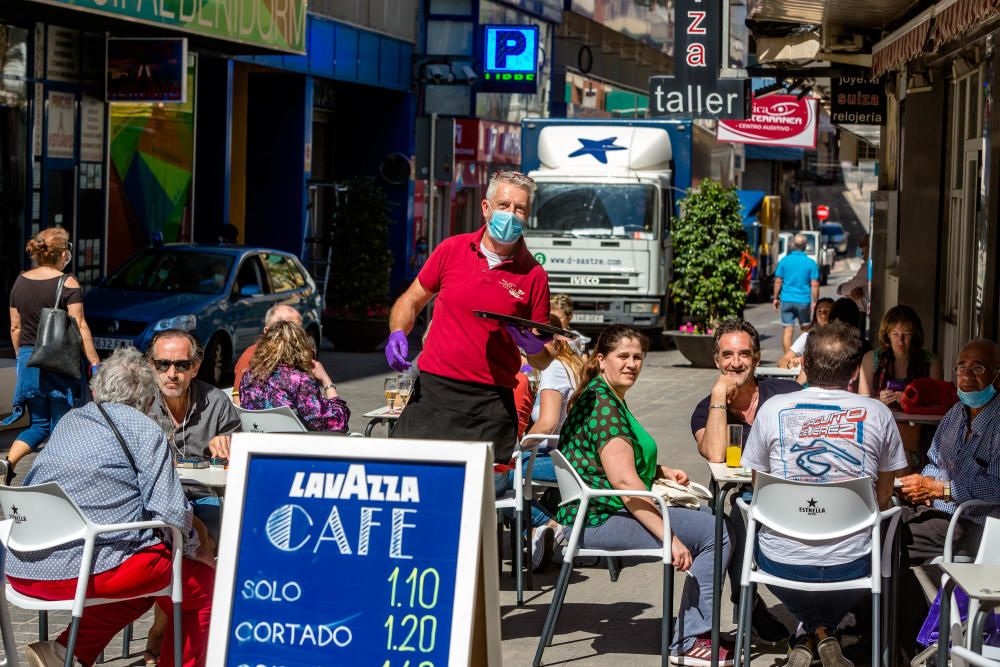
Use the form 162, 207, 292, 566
716, 95, 817, 148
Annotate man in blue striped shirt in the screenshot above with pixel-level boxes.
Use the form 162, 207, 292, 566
896, 339, 1000, 657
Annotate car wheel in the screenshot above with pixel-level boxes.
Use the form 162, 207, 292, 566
200, 333, 231, 386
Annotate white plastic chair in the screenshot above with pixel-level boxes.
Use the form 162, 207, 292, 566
0, 483, 185, 667
532, 449, 675, 667
235, 404, 307, 433
941, 515, 1000, 667
495, 433, 558, 606
953, 646, 1000, 667
733, 472, 902, 667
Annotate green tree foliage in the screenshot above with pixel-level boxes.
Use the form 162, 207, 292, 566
328, 177, 393, 318
670, 179, 747, 329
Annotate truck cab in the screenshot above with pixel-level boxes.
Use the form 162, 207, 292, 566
521, 121, 691, 332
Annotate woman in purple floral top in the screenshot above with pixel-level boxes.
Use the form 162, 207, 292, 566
239, 321, 350, 432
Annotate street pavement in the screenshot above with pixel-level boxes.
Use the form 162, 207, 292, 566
0, 260, 860, 666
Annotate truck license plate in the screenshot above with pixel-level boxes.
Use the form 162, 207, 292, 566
94, 337, 131, 351
573, 313, 604, 323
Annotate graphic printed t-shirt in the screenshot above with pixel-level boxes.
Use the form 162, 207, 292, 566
555, 377, 658, 528
417, 226, 550, 389
775, 250, 820, 304
743, 387, 907, 565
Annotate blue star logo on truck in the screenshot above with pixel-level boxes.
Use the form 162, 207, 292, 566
568, 137, 626, 164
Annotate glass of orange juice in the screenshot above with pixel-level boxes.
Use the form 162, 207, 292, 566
726, 424, 743, 468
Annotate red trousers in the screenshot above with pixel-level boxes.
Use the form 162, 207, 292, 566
8, 543, 213, 667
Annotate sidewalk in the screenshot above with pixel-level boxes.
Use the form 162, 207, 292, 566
0, 265, 860, 665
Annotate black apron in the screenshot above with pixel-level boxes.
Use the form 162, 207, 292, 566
391, 371, 518, 463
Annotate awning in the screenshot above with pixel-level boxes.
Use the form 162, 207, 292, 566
933, 0, 1000, 48
737, 190, 766, 225
872, 7, 933, 78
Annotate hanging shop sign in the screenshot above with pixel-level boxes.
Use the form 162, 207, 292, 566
830, 77, 886, 125
46, 91, 76, 160
207, 434, 501, 666
648, 0, 747, 119
480, 24, 539, 94
717, 94, 818, 149
28, 0, 307, 54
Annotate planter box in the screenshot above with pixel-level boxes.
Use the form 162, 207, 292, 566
668, 332, 716, 368
324, 318, 389, 353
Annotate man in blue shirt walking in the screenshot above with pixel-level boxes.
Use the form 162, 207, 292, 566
773, 234, 820, 353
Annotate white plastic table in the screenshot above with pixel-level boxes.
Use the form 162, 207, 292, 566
707, 461, 752, 667
177, 466, 228, 488
754, 366, 800, 378
363, 406, 401, 436
891, 410, 946, 427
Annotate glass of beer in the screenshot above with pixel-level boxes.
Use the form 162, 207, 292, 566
396, 375, 412, 410
384, 377, 399, 412
726, 424, 743, 468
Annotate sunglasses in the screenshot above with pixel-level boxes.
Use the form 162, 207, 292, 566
152, 359, 195, 372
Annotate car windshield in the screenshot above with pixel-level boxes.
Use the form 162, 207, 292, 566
527, 183, 658, 239
104, 250, 235, 294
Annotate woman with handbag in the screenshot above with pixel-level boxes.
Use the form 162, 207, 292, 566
4, 227, 100, 482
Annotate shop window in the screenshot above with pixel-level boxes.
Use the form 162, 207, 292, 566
426, 20, 473, 56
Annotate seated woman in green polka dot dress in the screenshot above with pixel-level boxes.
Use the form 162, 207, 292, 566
555, 324, 733, 666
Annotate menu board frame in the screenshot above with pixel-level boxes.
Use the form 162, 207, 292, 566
206, 433, 500, 666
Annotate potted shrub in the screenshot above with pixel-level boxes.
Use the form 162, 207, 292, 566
668, 179, 748, 367
323, 177, 393, 352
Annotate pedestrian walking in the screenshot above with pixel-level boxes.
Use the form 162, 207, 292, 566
772, 233, 820, 354
4, 227, 100, 483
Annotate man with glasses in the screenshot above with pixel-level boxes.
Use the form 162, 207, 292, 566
896, 339, 1000, 658
690, 319, 801, 645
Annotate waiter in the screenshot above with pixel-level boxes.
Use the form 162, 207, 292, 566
386, 170, 554, 462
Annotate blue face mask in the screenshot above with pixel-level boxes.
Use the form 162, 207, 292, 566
957, 370, 1000, 408
487, 204, 524, 244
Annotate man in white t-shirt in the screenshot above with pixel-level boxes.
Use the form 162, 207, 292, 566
743, 321, 907, 667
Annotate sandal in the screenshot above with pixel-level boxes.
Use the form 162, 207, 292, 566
142, 649, 159, 666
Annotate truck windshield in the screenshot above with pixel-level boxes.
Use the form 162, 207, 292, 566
528, 183, 657, 239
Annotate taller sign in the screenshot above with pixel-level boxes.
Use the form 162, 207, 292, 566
648, 0, 746, 119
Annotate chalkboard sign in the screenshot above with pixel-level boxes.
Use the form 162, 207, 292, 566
207, 434, 498, 666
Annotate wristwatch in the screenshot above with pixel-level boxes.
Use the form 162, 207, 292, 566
322, 383, 337, 392
942, 481, 951, 502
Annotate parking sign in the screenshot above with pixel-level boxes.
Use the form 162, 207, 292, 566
481, 24, 538, 94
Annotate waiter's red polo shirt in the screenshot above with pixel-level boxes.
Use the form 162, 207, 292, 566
417, 226, 550, 389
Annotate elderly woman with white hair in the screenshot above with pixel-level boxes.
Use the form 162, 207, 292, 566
4, 347, 215, 667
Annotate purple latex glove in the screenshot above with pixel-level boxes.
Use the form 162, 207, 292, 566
503, 323, 552, 356
386, 330, 411, 372
519, 364, 533, 375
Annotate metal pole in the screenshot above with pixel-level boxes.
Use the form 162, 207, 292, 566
428, 112, 438, 251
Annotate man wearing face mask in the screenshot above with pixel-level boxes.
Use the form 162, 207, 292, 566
386, 170, 554, 464
895, 338, 1000, 658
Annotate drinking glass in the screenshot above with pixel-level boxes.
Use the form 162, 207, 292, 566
396, 375, 413, 411
384, 377, 399, 412
726, 424, 743, 468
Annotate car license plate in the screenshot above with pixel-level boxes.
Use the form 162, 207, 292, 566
573, 313, 604, 323
94, 337, 131, 351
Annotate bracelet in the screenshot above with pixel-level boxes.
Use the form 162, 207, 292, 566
322, 383, 337, 391
709, 403, 727, 410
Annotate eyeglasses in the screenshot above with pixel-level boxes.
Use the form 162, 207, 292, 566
953, 362, 992, 376
152, 359, 195, 372
66, 242, 73, 254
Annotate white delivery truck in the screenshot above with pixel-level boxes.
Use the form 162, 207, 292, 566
520, 118, 725, 333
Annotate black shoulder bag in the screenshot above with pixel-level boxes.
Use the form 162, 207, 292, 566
26, 274, 83, 379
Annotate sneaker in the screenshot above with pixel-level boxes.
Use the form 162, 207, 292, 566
785, 644, 814, 667
752, 597, 790, 645
816, 637, 853, 667
531, 525, 554, 571
669, 637, 734, 666
25, 641, 80, 667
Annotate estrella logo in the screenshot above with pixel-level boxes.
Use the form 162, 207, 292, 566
789, 439, 862, 477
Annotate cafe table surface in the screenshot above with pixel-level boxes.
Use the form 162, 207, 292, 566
363, 406, 401, 437
707, 461, 753, 667
754, 366, 801, 378
177, 465, 228, 488
890, 410, 947, 426
938, 563, 1000, 659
